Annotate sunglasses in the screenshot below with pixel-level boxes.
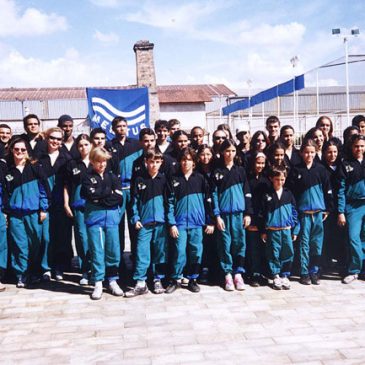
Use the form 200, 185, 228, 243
214, 136, 226, 141
13, 148, 27, 152
49, 135, 62, 141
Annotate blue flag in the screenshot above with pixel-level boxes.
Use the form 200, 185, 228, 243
86, 87, 150, 140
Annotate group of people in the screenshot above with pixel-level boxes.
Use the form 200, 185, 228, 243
0, 113, 364, 300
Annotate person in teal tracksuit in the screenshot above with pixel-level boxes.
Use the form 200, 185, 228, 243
64, 134, 93, 286
165, 147, 214, 294
4, 137, 50, 288
288, 138, 333, 285
338, 134, 365, 284
127, 149, 169, 296
81, 147, 124, 300
258, 165, 300, 290
0, 162, 7, 291
211, 139, 253, 292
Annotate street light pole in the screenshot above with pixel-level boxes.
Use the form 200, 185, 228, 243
290, 56, 299, 125
332, 27, 360, 127
247, 79, 252, 126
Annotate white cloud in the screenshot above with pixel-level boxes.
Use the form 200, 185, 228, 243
0, 0, 68, 37
0, 48, 134, 87
90, 0, 125, 8
93, 30, 120, 44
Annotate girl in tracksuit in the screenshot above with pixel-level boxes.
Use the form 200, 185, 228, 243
38, 127, 72, 281
338, 134, 365, 284
64, 134, 93, 286
166, 147, 214, 294
211, 139, 253, 291
321, 138, 347, 274
258, 165, 300, 290
81, 147, 124, 300
5, 137, 50, 287
288, 139, 333, 285
0, 163, 7, 291
246, 152, 270, 287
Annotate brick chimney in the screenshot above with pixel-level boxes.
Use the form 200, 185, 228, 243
133, 40, 160, 125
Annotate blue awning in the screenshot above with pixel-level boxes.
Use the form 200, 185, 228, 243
222, 74, 305, 115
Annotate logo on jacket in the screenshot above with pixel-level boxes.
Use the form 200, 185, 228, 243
5, 174, 14, 182
138, 182, 146, 190
265, 194, 272, 201
72, 168, 81, 175
173, 180, 180, 187
345, 164, 354, 173
90, 177, 97, 184
215, 172, 224, 180
297, 174, 302, 179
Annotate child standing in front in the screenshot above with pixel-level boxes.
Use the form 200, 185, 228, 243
81, 147, 124, 300
165, 147, 214, 294
258, 165, 300, 290
289, 139, 333, 285
128, 149, 169, 296
211, 139, 252, 291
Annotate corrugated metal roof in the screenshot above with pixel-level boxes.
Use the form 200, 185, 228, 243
0, 84, 236, 104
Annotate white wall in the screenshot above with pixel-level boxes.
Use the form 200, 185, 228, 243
159, 103, 206, 131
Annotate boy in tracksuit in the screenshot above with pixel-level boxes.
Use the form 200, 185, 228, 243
165, 147, 214, 294
81, 147, 124, 300
127, 149, 169, 296
258, 165, 300, 290
288, 139, 333, 285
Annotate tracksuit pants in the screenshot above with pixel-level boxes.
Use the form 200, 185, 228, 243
133, 223, 167, 281
217, 212, 246, 275
74, 208, 90, 274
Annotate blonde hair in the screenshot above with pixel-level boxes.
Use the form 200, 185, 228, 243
89, 147, 111, 162
45, 127, 64, 139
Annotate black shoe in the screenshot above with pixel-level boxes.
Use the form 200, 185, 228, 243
188, 279, 200, 293
310, 273, 320, 285
125, 284, 148, 298
299, 275, 311, 285
198, 268, 209, 285
250, 276, 260, 287
165, 280, 181, 294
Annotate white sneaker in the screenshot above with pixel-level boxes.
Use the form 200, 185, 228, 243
42, 271, 51, 282
225, 274, 235, 291
273, 275, 282, 290
181, 277, 189, 286
91, 281, 103, 300
281, 276, 291, 290
342, 274, 358, 284
0, 281, 6, 292
79, 273, 89, 286
55, 271, 63, 281
109, 280, 124, 297
234, 274, 245, 291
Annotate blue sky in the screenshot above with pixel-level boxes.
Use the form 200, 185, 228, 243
0, 0, 364, 92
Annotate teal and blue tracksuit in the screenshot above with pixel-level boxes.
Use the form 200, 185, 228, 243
38, 150, 72, 273
258, 187, 300, 278
0, 167, 7, 281
4, 162, 50, 279
167, 171, 213, 280
81, 170, 123, 283
289, 162, 334, 276
337, 157, 365, 275
112, 138, 143, 257
246, 172, 271, 278
65, 159, 93, 275
130, 171, 168, 281
211, 165, 253, 275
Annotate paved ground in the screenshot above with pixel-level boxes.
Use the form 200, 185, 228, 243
1, 267, 365, 365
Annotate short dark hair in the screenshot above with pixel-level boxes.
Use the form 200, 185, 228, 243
268, 164, 287, 178
90, 128, 106, 140
145, 148, 163, 161
168, 119, 180, 130
178, 147, 196, 163
266, 115, 280, 127
352, 114, 365, 128
171, 130, 188, 143
139, 128, 155, 141
280, 125, 295, 137
154, 119, 169, 131
111, 116, 127, 130
57, 114, 73, 127
75, 133, 91, 146
23, 114, 40, 129
0, 123, 11, 130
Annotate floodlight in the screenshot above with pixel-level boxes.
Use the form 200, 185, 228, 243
332, 28, 341, 35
